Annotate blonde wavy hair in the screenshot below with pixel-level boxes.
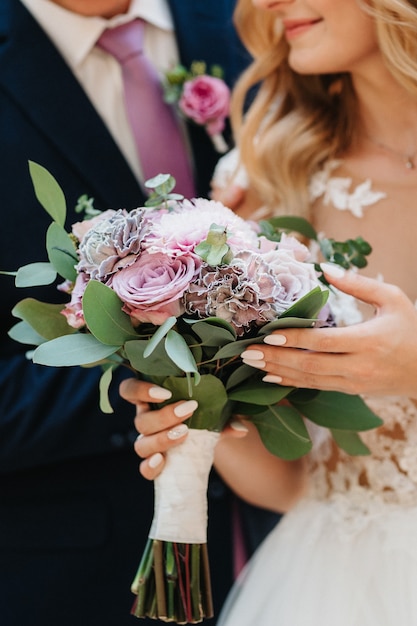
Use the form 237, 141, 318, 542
231, 0, 417, 215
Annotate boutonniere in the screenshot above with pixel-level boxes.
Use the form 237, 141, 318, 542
163, 61, 231, 153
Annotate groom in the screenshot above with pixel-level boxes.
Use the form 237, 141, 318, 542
0, 2, 278, 625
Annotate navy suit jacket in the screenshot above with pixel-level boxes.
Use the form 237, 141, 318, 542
0, 3, 277, 626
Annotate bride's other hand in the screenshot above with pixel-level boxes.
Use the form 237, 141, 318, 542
241, 265, 417, 398
119, 379, 248, 480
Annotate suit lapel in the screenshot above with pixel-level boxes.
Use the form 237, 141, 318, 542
0, 1, 144, 208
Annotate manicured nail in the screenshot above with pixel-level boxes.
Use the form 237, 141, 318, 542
167, 423, 189, 440
241, 349, 264, 360
148, 452, 163, 469
136, 434, 144, 442
264, 334, 287, 346
242, 359, 266, 369
173, 400, 198, 418
230, 420, 249, 433
320, 262, 345, 279
263, 374, 283, 384
149, 386, 172, 400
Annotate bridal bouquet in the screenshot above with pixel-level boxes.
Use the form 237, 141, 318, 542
4, 163, 380, 624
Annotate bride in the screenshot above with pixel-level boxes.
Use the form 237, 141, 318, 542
122, 0, 417, 623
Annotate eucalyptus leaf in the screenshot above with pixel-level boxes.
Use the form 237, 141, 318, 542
15, 262, 57, 287
214, 335, 264, 359
262, 215, 318, 240
125, 339, 182, 376
12, 298, 76, 340
99, 366, 115, 414
33, 333, 119, 366
330, 429, 371, 456
8, 320, 45, 346
82, 280, 138, 345
251, 406, 312, 460
191, 320, 236, 347
143, 316, 177, 357
228, 381, 294, 405
29, 161, 67, 226
292, 391, 383, 431
259, 317, 321, 334
225, 364, 255, 390
46, 222, 78, 281
280, 287, 329, 320
162, 374, 230, 430
165, 330, 198, 374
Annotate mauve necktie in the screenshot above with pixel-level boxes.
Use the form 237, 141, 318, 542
97, 20, 195, 197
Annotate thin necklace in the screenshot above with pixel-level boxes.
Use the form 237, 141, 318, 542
365, 134, 416, 170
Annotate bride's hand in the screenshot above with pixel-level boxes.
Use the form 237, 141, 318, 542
120, 378, 195, 480
119, 379, 248, 480
241, 266, 417, 398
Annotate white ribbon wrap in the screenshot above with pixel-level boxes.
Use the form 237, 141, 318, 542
149, 428, 221, 544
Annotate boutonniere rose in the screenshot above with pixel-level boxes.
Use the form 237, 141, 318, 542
163, 61, 231, 153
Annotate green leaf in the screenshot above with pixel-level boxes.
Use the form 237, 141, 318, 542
251, 405, 312, 460
82, 280, 138, 345
99, 366, 115, 414
162, 374, 230, 430
228, 381, 294, 405
29, 160, 67, 226
194, 224, 231, 266
280, 287, 329, 320
225, 364, 255, 390
33, 333, 119, 366
143, 316, 177, 357
8, 320, 45, 346
46, 222, 78, 281
214, 335, 264, 359
190, 319, 236, 347
330, 429, 371, 456
259, 317, 321, 334
262, 216, 318, 240
125, 339, 183, 376
15, 262, 57, 287
165, 330, 198, 374
12, 298, 76, 340
292, 391, 383, 431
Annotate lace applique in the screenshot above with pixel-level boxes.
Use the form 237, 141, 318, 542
309, 160, 387, 218
307, 395, 417, 519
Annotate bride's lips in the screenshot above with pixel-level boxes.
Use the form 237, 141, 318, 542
282, 18, 322, 40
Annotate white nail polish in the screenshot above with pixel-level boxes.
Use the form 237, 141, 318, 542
230, 420, 249, 433
264, 334, 287, 346
148, 452, 164, 469
241, 349, 264, 360
173, 400, 198, 418
263, 374, 283, 384
320, 262, 345, 279
167, 424, 189, 440
242, 359, 266, 369
149, 386, 172, 400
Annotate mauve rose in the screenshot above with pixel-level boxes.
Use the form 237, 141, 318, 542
77, 208, 146, 281
111, 251, 200, 326
179, 75, 230, 136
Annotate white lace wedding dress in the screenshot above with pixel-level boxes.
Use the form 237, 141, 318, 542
217, 163, 417, 626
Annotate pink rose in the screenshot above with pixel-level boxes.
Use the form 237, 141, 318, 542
179, 75, 230, 136
110, 251, 200, 326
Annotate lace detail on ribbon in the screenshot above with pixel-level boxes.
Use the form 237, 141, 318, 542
309, 160, 387, 217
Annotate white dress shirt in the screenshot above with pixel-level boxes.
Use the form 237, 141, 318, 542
20, 0, 181, 182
